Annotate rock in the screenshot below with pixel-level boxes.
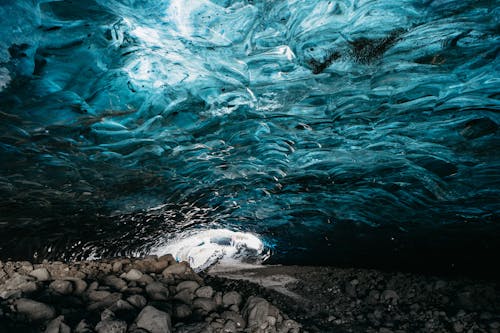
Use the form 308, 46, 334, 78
177, 280, 200, 293
88, 290, 111, 302
223, 291, 242, 307
45, 316, 71, 333
49, 280, 73, 295
134, 257, 169, 273
175, 289, 195, 305
30, 268, 51, 281
95, 320, 127, 333
13, 298, 56, 322
381, 290, 399, 304
112, 262, 123, 273
74, 319, 93, 333
69, 278, 88, 295
242, 297, 280, 330
0, 273, 38, 298
162, 262, 187, 276
195, 286, 214, 298
145, 282, 170, 301
223, 320, 238, 333
345, 281, 357, 298
122, 269, 143, 281
173, 303, 192, 319
103, 275, 127, 291
110, 299, 135, 314
277, 319, 301, 333
193, 297, 217, 314
221, 311, 246, 329
453, 322, 464, 333
87, 292, 122, 311
127, 295, 147, 309
101, 309, 115, 321
136, 306, 172, 333
367, 290, 380, 304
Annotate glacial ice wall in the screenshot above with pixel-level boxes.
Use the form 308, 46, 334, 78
0, 0, 499, 268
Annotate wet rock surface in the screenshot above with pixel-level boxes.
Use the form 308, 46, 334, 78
0, 257, 301, 332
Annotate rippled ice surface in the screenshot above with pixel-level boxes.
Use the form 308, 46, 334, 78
0, 0, 499, 272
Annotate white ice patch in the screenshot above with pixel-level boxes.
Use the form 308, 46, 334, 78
151, 229, 269, 271
0, 67, 11, 92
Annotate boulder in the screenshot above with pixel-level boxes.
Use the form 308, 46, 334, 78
44, 315, 71, 333
223, 291, 242, 307
49, 280, 73, 295
136, 306, 172, 333
176, 280, 200, 293
145, 282, 170, 301
162, 262, 187, 276
193, 297, 217, 314
127, 295, 147, 309
195, 286, 214, 298
95, 320, 127, 333
13, 298, 56, 322
0, 273, 38, 299
122, 269, 143, 281
30, 268, 51, 282
242, 297, 280, 330
103, 275, 127, 291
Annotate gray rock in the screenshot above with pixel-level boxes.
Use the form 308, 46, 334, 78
174, 289, 195, 305
88, 292, 122, 311
74, 320, 93, 333
136, 305, 172, 333
162, 262, 187, 276
277, 319, 301, 333
109, 299, 135, 313
69, 278, 88, 295
173, 303, 192, 319
45, 316, 71, 333
112, 262, 123, 273
0, 273, 38, 299
146, 282, 170, 301
88, 290, 111, 302
30, 268, 51, 282
95, 320, 127, 333
103, 275, 127, 291
176, 280, 200, 293
122, 269, 143, 281
195, 286, 214, 298
49, 280, 73, 295
242, 297, 280, 329
13, 298, 56, 322
127, 295, 147, 309
193, 297, 217, 314
223, 291, 242, 307
381, 290, 399, 304
221, 311, 246, 329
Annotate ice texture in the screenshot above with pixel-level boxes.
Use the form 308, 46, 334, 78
0, 0, 499, 264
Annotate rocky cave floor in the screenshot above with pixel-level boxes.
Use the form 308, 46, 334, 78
0, 257, 499, 333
